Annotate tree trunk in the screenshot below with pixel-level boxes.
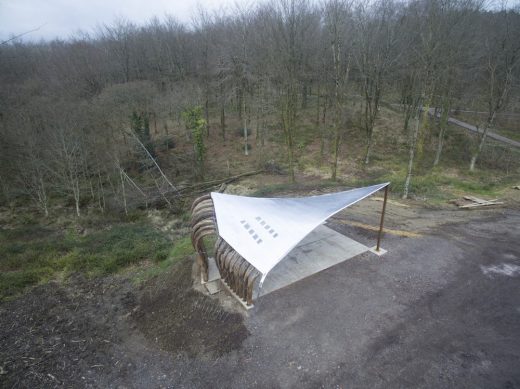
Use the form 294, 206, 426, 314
255, 109, 260, 145
237, 89, 243, 120
364, 136, 373, 165
433, 102, 450, 167
220, 106, 226, 141
288, 138, 295, 182
362, 85, 380, 166
317, 85, 325, 162
403, 106, 412, 134
243, 96, 248, 156
433, 126, 445, 167
331, 132, 340, 180
322, 96, 327, 124
119, 168, 128, 216
470, 110, 496, 171
261, 120, 266, 147
316, 84, 321, 127
73, 180, 81, 217
75, 197, 80, 217
403, 110, 420, 199
363, 84, 373, 165
416, 100, 430, 161
38, 175, 49, 217
97, 169, 105, 213
302, 83, 308, 109
469, 127, 489, 171
281, 83, 297, 183
330, 38, 341, 181
204, 95, 210, 137
152, 111, 158, 135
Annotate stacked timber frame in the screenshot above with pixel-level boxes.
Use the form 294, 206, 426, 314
191, 194, 261, 305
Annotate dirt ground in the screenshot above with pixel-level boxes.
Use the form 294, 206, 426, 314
1, 198, 520, 388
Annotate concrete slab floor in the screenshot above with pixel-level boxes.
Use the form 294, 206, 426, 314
255, 224, 369, 298
369, 246, 387, 256
205, 256, 221, 283
204, 280, 221, 295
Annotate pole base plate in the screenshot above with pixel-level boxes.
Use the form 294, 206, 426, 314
369, 246, 387, 256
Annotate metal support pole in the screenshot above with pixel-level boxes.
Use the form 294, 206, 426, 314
376, 185, 389, 252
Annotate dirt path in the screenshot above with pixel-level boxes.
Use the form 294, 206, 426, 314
1, 203, 519, 388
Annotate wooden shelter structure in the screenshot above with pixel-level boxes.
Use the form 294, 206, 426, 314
190, 183, 389, 306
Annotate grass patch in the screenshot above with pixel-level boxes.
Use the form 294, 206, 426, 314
345, 168, 512, 203
132, 235, 195, 284
0, 221, 172, 301
248, 154, 515, 205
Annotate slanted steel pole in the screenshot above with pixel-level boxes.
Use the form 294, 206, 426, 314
376, 185, 389, 252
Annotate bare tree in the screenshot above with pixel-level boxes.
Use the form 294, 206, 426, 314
269, 0, 315, 182
3, 112, 51, 216
353, 0, 400, 165
323, 0, 352, 180
99, 19, 136, 83
469, 8, 520, 171
432, 0, 480, 166
401, 0, 478, 197
48, 121, 85, 217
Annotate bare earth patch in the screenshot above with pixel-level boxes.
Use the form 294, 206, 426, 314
132, 259, 249, 358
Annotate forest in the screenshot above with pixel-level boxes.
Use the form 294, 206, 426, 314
1, 0, 519, 217
1, 1, 520, 387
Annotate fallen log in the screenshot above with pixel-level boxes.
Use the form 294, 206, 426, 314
178, 170, 264, 194
130, 170, 265, 210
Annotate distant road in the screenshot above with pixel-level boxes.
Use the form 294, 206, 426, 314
449, 109, 520, 117
428, 108, 520, 148
388, 103, 520, 148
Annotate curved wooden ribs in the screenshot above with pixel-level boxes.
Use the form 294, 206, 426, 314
191, 194, 216, 282
191, 194, 260, 306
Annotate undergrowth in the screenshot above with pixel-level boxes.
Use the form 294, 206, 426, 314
2, 99, 518, 301
0, 220, 181, 301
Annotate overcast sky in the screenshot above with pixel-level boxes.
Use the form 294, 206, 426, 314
0, 0, 243, 42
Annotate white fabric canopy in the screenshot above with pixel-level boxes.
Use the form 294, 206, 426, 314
211, 182, 389, 284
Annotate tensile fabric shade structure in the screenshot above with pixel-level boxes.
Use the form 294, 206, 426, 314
190, 182, 390, 305
212, 182, 389, 283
